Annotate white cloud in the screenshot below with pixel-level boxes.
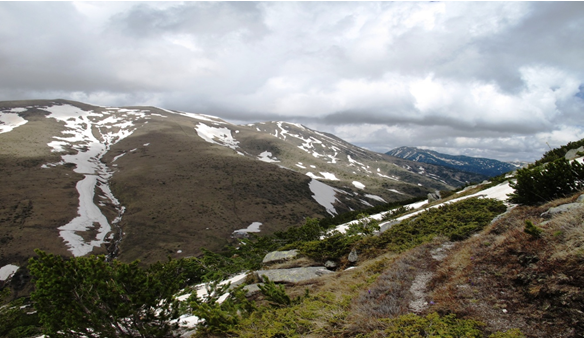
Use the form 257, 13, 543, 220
0, 1, 581, 162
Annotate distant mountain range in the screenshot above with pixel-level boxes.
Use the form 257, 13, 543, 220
0, 99, 486, 267
386, 146, 519, 178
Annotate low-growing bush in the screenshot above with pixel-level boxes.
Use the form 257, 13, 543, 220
359, 198, 507, 255
508, 158, 584, 206
258, 277, 307, 308
374, 312, 485, 338
298, 232, 361, 262
523, 220, 542, 238
189, 281, 255, 337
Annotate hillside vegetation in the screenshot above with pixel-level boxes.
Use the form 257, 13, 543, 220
0, 141, 583, 337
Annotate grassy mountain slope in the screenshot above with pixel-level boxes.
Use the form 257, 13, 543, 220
1, 99, 482, 268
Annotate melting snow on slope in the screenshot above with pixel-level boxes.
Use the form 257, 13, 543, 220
306, 172, 339, 181
0, 109, 28, 133
194, 123, 239, 151
173, 272, 249, 328
309, 179, 340, 216
352, 181, 365, 189
234, 222, 263, 234
331, 181, 516, 235
43, 104, 145, 256
365, 194, 387, 203
258, 151, 280, 163
0, 264, 19, 281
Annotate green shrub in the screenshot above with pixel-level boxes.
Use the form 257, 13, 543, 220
189, 281, 255, 337
298, 232, 361, 262
0, 289, 40, 338
28, 250, 182, 338
489, 328, 524, 337
533, 139, 584, 167
360, 198, 507, 254
378, 312, 484, 338
258, 277, 308, 308
523, 220, 542, 238
508, 158, 584, 206
235, 292, 349, 337
346, 213, 380, 236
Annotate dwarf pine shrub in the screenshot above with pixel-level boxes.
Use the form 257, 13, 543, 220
508, 158, 584, 206
377, 312, 485, 338
523, 220, 543, 238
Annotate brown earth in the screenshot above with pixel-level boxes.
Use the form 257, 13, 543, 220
104, 114, 330, 264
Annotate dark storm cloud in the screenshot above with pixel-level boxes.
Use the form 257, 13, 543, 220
0, 1, 582, 162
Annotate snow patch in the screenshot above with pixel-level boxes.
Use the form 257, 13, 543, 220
258, 151, 279, 163
0, 112, 28, 134
308, 179, 340, 216
234, 222, 262, 234
0, 264, 19, 281
352, 181, 365, 189
194, 123, 239, 151
41, 104, 142, 256
364, 194, 387, 203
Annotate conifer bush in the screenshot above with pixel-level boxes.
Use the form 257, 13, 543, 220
189, 281, 254, 337
508, 158, 584, 206
28, 250, 182, 338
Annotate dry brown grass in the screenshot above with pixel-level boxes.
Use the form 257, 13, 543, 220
340, 238, 450, 336
426, 192, 584, 338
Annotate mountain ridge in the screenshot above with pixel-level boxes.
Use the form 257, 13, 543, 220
0, 99, 484, 266
386, 146, 518, 178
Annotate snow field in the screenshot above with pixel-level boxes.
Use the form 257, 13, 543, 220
41, 104, 147, 256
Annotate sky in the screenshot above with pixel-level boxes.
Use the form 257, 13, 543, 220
0, 1, 583, 162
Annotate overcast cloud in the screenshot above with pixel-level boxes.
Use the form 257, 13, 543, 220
0, 1, 582, 162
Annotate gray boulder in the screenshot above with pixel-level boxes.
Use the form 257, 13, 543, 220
262, 250, 299, 265
324, 260, 337, 270
255, 267, 332, 283
541, 200, 583, 217
427, 190, 441, 202
565, 146, 584, 160
243, 283, 264, 297
378, 220, 401, 234
348, 248, 359, 263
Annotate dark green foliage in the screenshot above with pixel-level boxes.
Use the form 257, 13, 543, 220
361, 198, 507, 254
377, 312, 485, 338
508, 158, 584, 205
28, 250, 182, 337
189, 281, 254, 337
0, 289, 41, 338
273, 217, 326, 245
346, 213, 380, 236
258, 276, 307, 308
523, 220, 543, 238
298, 231, 362, 262
532, 139, 584, 167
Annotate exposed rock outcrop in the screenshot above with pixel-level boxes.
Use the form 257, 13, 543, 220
255, 267, 332, 283
262, 250, 299, 265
